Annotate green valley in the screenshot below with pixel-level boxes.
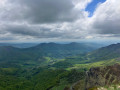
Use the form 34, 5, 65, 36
0, 43, 120, 90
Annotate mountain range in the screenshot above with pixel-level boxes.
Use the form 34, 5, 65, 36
0, 42, 104, 67
0, 42, 120, 90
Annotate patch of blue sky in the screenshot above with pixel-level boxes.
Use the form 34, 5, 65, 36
85, 0, 106, 17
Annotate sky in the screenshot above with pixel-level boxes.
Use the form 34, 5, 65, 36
0, 0, 120, 42
85, 0, 106, 17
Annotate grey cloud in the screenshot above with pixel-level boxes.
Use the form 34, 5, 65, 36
93, 19, 120, 34
0, 0, 90, 42
2, 24, 65, 38
4, 25, 40, 36
1, 23, 86, 40
0, 36, 15, 41
8, 0, 80, 23
1, 0, 120, 42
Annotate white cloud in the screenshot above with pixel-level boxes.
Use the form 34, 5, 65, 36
74, 0, 92, 10
0, 0, 120, 42
91, 0, 120, 34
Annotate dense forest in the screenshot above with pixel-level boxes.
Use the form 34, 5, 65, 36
0, 43, 120, 90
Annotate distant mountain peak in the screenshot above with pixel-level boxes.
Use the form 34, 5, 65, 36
69, 42, 78, 44
38, 42, 58, 45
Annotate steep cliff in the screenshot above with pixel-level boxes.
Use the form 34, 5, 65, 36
71, 64, 120, 90
86, 64, 120, 89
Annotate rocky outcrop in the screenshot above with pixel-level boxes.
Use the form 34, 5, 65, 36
71, 64, 120, 90
86, 64, 120, 89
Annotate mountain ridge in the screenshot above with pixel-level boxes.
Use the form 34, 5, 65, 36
0, 42, 103, 67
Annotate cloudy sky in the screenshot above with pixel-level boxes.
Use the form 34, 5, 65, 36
0, 0, 120, 42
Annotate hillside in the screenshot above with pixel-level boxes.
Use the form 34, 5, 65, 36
0, 43, 38, 48
87, 43, 120, 62
61, 43, 120, 90
0, 42, 103, 67
0, 43, 120, 90
64, 43, 120, 66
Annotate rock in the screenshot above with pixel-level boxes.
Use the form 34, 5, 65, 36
86, 64, 120, 89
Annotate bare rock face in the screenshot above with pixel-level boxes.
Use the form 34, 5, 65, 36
86, 64, 120, 89
70, 64, 120, 90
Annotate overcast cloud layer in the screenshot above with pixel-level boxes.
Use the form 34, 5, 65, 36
0, 0, 120, 42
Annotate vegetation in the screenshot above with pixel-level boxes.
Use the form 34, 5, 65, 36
0, 43, 120, 90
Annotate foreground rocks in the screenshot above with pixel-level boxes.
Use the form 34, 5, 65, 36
71, 64, 120, 90
86, 64, 120, 89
